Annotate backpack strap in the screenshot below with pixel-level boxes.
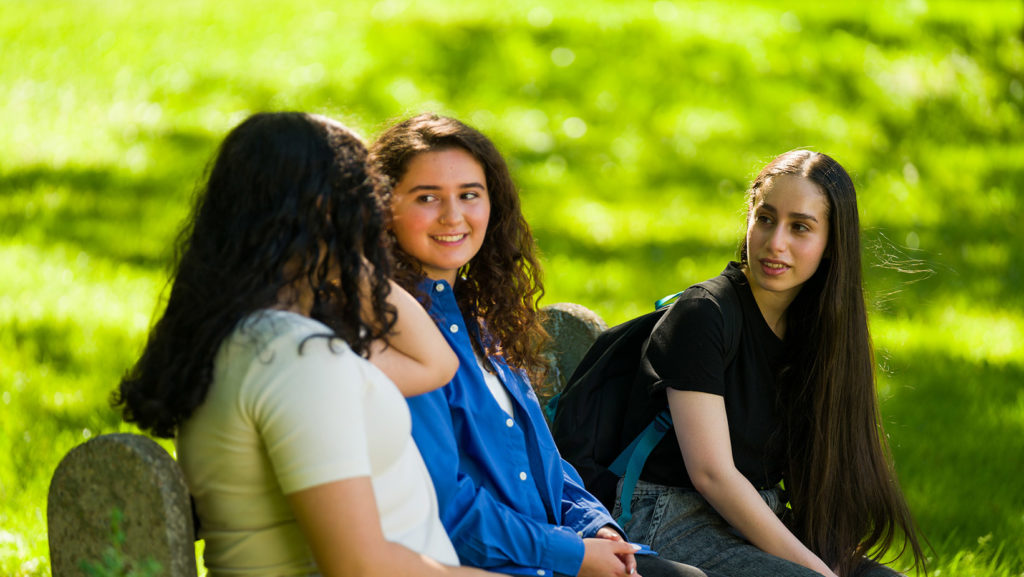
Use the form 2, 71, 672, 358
609, 409, 672, 525
654, 290, 684, 310
613, 273, 743, 525
542, 391, 559, 424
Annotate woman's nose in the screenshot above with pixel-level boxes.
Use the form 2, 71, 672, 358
769, 227, 788, 253
438, 200, 463, 225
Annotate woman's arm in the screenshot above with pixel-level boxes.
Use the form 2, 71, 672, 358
367, 280, 458, 396
409, 390, 639, 576
667, 389, 838, 577
287, 476, 498, 577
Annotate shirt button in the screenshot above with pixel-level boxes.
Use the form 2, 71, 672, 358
449, 324, 459, 333
505, 418, 514, 428
519, 471, 528, 481
537, 571, 546, 576
434, 283, 445, 292
577, 531, 584, 536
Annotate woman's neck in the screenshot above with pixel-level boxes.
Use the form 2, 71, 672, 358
742, 266, 794, 339
273, 282, 313, 316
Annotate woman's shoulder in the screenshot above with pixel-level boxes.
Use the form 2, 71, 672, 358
656, 292, 726, 345
226, 309, 354, 365
223, 311, 377, 411
677, 264, 746, 313
655, 265, 745, 337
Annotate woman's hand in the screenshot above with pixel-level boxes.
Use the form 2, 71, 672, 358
594, 526, 638, 575
580, 536, 641, 577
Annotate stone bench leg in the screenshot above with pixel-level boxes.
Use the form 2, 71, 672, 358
48, 433, 197, 577
539, 303, 607, 421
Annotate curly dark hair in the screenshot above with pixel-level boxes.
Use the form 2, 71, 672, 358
115, 112, 396, 438
741, 150, 926, 576
369, 113, 549, 383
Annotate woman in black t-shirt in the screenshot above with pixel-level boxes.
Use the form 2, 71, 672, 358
618, 150, 927, 577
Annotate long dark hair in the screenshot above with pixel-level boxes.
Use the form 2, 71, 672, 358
369, 113, 548, 382
115, 112, 396, 439
741, 150, 926, 576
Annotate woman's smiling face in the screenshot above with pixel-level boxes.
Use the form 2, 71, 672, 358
390, 147, 491, 284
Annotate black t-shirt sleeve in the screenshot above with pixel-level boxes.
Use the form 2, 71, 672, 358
640, 288, 727, 396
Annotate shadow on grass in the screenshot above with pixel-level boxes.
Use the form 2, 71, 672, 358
532, 189, 1023, 320
865, 207, 1024, 316
5, 315, 139, 377
881, 350, 1024, 559
0, 128, 217, 269
532, 226, 740, 310
1, 317, 139, 494
3, 386, 125, 497
535, 230, 736, 267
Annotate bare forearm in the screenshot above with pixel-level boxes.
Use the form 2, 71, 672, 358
694, 472, 835, 577
289, 479, 498, 577
359, 542, 497, 577
368, 280, 458, 396
312, 537, 497, 577
667, 390, 837, 577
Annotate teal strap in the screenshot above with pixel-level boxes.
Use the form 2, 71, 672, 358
613, 410, 673, 525
543, 391, 560, 424
654, 291, 683, 310
608, 422, 646, 476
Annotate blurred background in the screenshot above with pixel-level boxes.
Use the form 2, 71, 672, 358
1, 0, 1021, 574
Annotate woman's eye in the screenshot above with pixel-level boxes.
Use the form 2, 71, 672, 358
793, 223, 810, 232
461, 191, 480, 200
755, 214, 773, 225
416, 194, 437, 203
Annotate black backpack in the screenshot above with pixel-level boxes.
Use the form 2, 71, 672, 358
550, 274, 742, 524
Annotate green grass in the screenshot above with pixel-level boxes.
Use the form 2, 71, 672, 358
2, 0, 1022, 575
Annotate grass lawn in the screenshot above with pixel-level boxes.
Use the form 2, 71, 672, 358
2, 1, 1022, 575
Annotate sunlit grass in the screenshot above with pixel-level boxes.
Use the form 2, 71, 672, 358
0, 242, 165, 575
874, 306, 1024, 367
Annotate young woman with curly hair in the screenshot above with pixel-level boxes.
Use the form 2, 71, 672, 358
369, 113, 715, 577
371, 113, 548, 382
610, 150, 927, 577
116, 112, 498, 577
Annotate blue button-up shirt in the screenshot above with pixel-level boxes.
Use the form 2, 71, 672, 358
408, 279, 620, 576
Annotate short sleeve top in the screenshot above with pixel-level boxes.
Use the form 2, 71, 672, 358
176, 310, 458, 577
624, 263, 788, 490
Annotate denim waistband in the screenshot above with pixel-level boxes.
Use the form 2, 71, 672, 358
628, 479, 788, 516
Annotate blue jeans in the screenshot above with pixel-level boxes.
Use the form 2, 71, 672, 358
554, 556, 716, 577
614, 479, 903, 577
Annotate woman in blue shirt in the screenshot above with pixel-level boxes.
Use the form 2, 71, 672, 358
369, 113, 715, 577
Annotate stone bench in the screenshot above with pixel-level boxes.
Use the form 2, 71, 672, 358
48, 433, 198, 577
47, 303, 607, 576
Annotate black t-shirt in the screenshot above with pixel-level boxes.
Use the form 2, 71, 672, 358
622, 262, 787, 490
